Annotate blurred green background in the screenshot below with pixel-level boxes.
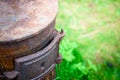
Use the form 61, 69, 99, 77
55, 0, 120, 80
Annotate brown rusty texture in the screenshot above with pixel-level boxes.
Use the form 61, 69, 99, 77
0, 0, 58, 72
41, 68, 56, 80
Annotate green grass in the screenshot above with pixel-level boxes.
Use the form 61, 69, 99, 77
55, 0, 120, 80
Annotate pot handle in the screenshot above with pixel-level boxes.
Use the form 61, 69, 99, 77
56, 29, 65, 64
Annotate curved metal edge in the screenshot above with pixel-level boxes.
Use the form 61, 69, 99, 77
0, 19, 56, 44
15, 29, 65, 63
31, 64, 55, 80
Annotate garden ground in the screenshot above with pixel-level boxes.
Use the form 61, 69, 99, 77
56, 0, 120, 80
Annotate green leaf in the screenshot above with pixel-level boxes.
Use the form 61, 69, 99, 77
87, 60, 97, 72
73, 63, 88, 75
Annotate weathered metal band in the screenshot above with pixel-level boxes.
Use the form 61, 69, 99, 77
0, 20, 56, 57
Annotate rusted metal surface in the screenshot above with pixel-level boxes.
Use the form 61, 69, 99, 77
0, 20, 56, 71
41, 67, 56, 80
0, 0, 58, 41
0, 30, 65, 80
0, 0, 64, 80
0, 0, 58, 71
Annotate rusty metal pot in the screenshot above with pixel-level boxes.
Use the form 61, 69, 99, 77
1, 30, 64, 80
0, 0, 58, 71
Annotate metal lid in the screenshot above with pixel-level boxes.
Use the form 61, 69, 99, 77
0, 0, 58, 42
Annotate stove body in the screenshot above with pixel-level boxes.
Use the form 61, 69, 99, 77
0, 30, 64, 80
0, 0, 64, 80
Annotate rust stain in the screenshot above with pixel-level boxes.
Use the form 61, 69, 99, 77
0, 57, 14, 71
41, 68, 56, 80
0, 43, 28, 58
0, 43, 29, 70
